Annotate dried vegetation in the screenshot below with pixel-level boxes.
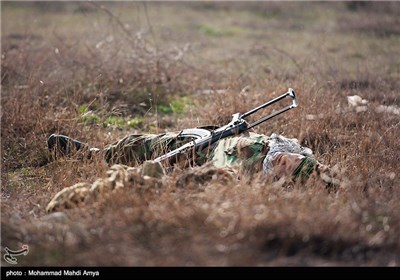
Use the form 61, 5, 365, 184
1, 2, 399, 266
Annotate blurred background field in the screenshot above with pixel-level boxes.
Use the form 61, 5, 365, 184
1, 1, 399, 266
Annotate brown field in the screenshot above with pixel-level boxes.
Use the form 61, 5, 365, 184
1, 1, 400, 267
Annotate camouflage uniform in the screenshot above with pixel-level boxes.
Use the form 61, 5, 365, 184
103, 131, 321, 182
48, 131, 328, 183
209, 132, 320, 181
46, 131, 339, 213
103, 132, 194, 165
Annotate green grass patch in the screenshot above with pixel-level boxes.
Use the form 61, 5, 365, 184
157, 96, 193, 115
81, 111, 101, 125
80, 110, 145, 129
79, 102, 98, 114
196, 24, 234, 37
103, 115, 126, 129
127, 117, 144, 128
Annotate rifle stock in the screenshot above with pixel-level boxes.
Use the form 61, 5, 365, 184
154, 88, 298, 164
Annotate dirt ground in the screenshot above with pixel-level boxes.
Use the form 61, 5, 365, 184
1, 2, 400, 267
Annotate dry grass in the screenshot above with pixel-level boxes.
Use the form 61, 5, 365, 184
1, 2, 399, 266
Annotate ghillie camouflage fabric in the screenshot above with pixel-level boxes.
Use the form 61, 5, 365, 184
103, 132, 200, 165
46, 131, 340, 212
46, 162, 235, 212
103, 131, 268, 168
103, 131, 323, 182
